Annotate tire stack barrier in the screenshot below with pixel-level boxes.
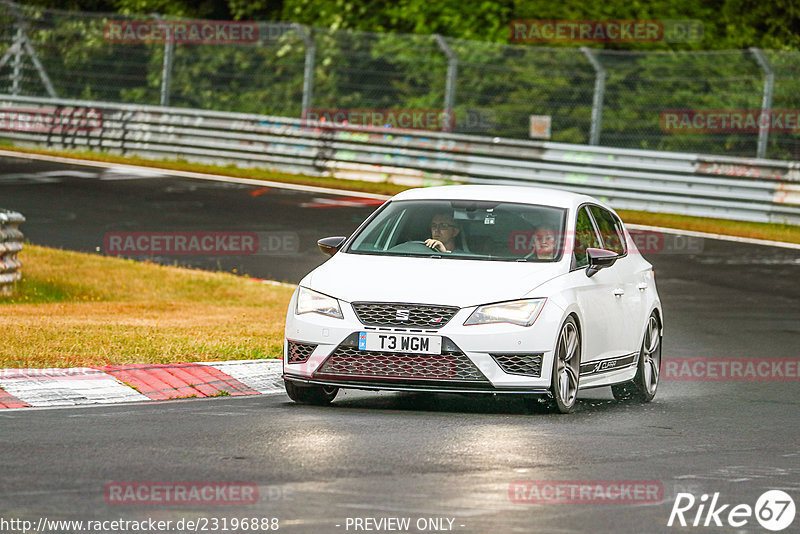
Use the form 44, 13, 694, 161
0, 209, 25, 296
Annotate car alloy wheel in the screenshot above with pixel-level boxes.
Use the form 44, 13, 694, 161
612, 313, 661, 403
553, 317, 581, 413
527, 316, 581, 414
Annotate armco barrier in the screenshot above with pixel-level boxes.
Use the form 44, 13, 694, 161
0, 209, 24, 296
1, 94, 799, 225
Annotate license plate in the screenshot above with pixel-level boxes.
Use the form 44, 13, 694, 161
358, 332, 442, 355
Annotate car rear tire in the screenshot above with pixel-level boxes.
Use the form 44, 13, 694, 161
611, 313, 661, 403
525, 316, 581, 414
284, 380, 339, 405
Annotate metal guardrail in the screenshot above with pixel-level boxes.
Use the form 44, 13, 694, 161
1, 94, 799, 225
0, 209, 24, 296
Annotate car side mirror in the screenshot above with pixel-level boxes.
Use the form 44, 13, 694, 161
317, 236, 347, 257
585, 248, 619, 277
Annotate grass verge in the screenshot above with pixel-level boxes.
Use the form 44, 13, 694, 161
1, 143, 797, 244
617, 210, 800, 244
0, 245, 294, 369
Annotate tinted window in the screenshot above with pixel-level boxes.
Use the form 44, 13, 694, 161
347, 199, 567, 262
573, 207, 601, 268
589, 206, 626, 255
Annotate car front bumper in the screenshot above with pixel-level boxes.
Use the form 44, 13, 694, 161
283, 290, 565, 395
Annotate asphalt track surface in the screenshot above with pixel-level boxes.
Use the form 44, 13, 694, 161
1, 154, 799, 534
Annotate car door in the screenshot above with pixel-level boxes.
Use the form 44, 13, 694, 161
587, 205, 645, 355
565, 206, 629, 365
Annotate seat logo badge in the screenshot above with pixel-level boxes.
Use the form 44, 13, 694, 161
396, 309, 410, 321
430, 317, 443, 323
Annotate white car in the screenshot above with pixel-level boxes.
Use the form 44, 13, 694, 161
283, 185, 663, 413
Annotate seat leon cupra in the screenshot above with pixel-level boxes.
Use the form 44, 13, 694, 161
283, 185, 663, 413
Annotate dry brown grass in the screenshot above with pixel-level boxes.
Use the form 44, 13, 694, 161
0, 245, 294, 368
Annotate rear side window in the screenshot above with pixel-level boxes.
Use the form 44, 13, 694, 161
573, 207, 601, 268
588, 206, 626, 255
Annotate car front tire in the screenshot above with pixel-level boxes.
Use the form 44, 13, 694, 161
526, 316, 581, 414
284, 380, 339, 406
612, 313, 661, 403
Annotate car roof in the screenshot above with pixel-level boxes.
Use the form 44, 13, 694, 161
390, 185, 602, 211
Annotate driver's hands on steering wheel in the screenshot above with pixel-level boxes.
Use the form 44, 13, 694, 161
425, 239, 447, 252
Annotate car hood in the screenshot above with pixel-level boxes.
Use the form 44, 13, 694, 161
303, 252, 566, 308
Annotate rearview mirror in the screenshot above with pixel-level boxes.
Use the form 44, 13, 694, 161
585, 248, 619, 277
317, 236, 347, 257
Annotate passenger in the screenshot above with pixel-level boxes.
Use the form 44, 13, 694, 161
534, 227, 558, 259
425, 213, 461, 253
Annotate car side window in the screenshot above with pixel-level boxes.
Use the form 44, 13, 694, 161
573, 207, 601, 268
588, 206, 626, 255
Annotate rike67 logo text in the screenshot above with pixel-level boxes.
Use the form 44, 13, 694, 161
668, 490, 795, 531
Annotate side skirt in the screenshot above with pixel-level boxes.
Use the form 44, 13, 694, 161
578, 352, 639, 389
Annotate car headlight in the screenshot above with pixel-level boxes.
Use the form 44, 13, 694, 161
295, 287, 343, 319
464, 298, 546, 327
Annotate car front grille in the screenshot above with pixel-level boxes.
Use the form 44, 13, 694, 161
286, 341, 317, 364
351, 302, 459, 329
490, 353, 543, 377
315, 341, 487, 383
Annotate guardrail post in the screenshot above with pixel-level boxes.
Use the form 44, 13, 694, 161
750, 47, 774, 160
0, 209, 25, 297
153, 15, 174, 107
581, 47, 606, 146
160, 39, 174, 106
292, 24, 315, 119
433, 34, 458, 132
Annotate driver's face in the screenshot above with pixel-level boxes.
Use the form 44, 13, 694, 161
430, 214, 458, 240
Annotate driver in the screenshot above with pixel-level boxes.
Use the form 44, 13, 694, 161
425, 213, 461, 253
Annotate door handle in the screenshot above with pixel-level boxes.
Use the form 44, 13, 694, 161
637, 283, 648, 291
613, 288, 625, 297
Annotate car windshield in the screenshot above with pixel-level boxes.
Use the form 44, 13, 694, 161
346, 199, 567, 261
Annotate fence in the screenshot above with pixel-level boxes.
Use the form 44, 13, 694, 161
1, 1, 799, 160
0, 209, 24, 296
1, 94, 798, 226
